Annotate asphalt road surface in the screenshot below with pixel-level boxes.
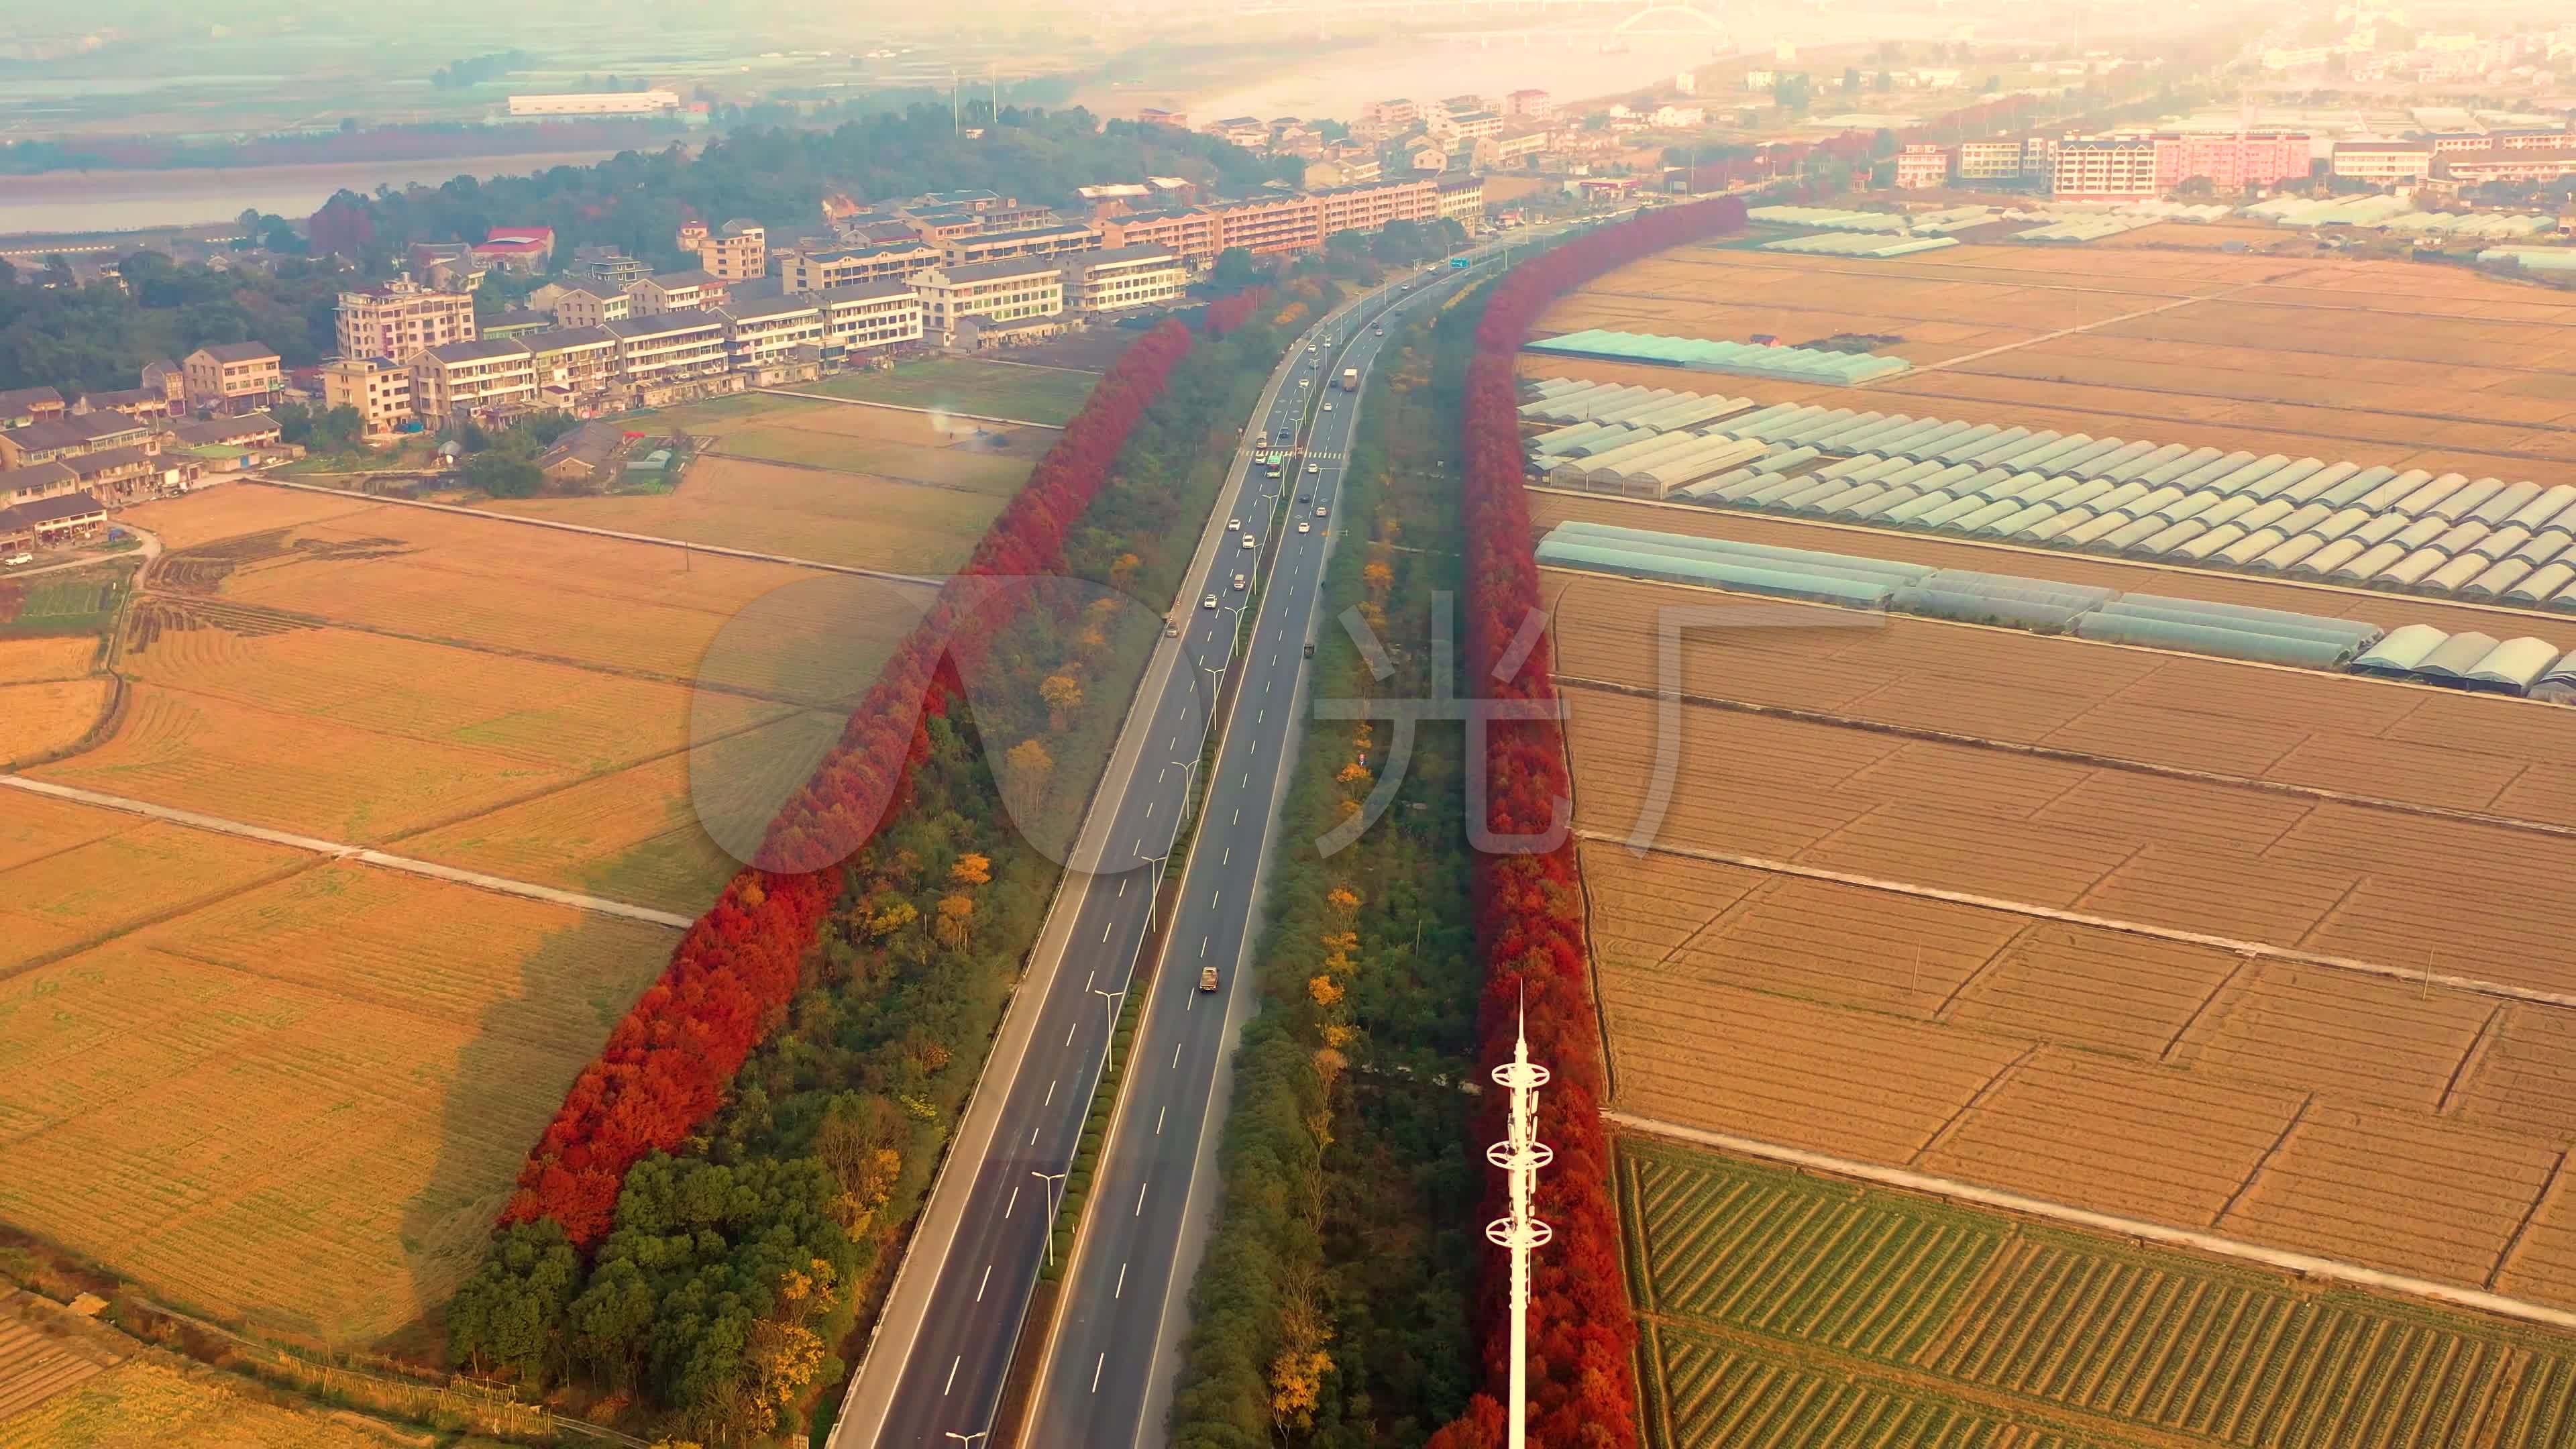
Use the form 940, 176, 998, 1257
835, 241, 1538, 1449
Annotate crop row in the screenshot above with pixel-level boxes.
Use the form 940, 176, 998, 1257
1631, 1148, 1999, 1362
1654, 1326, 2104, 1449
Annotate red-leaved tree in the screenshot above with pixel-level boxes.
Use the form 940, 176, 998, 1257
1448, 196, 1749, 1447
502, 319, 1198, 1246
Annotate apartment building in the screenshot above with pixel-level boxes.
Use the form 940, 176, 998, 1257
2155, 131, 2310, 191
1955, 140, 2024, 180
1435, 175, 1487, 223
1479, 129, 1550, 169
1318, 177, 1443, 239
181, 343, 284, 415
319, 357, 415, 437
0, 388, 66, 429
777, 239, 941, 291
337, 279, 477, 361
605, 311, 731, 386
2441, 148, 2576, 184
519, 326, 623, 402
76, 386, 179, 421
939, 223, 1101, 268
0, 461, 77, 507
1362, 99, 1419, 130
1094, 207, 1224, 263
904, 209, 987, 245
812, 281, 925, 356
1894, 144, 1951, 189
627, 270, 725, 315
2332, 140, 2436, 184
913, 260, 1065, 346
715, 295, 827, 370
552, 287, 633, 328
1433, 110, 1505, 143
0, 412, 154, 468
2051, 138, 2162, 199
1205, 116, 1269, 147
409, 339, 539, 424
680, 219, 767, 281
1060, 247, 1188, 315
1504, 89, 1554, 120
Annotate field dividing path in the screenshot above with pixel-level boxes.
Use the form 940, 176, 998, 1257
1607, 1107, 2576, 1332
1862, 280, 2259, 383
252, 478, 938, 584
0, 775, 694, 929
757, 389, 1068, 431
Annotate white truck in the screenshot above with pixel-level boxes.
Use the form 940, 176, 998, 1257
1337, 367, 1359, 392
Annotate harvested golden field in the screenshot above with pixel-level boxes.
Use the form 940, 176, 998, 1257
1537, 241, 2576, 480
0, 679, 111, 765
115, 487, 380, 551
480, 392, 1043, 574
0, 637, 96, 684
0, 792, 307, 971
0, 1355, 435, 1448
1562, 561, 2576, 1307
0, 861, 676, 1344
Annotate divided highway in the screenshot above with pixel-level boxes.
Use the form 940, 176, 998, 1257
833, 246, 1522, 1449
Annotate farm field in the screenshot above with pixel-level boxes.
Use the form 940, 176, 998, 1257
0, 638, 97, 685
0, 1354, 456, 1448
1531, 242, 2576, 483
480, 393, 1050, 574
0, 569, 133, 643
807, 353, 1102, 425
0, 679, 111, 766
0, 857, 677, 1344
0, 483, 899, 1346
1621, 1138, 2576, 1449
1550, 556, 2576, 1307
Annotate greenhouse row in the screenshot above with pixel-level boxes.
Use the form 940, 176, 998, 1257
2239, 193, 2559, 237
1536, 520, 2576, 698
1518, 384, 2576, 609
1519, 378, 1758, 431
2011, 215, 2161, 244
1763, 233, 1962, 258
1523, 329, 1913, 384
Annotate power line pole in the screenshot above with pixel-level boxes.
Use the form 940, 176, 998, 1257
1485, 990, 1554, 1449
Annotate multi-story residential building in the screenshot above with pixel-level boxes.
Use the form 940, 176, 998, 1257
902, 209, 987, 246
182, 342, 284, 415
1479, 129, 1550, 169
605, 311, 731, 387
2440, 148, 2576, 185
777, 240, 942, 291
1436, 175, 1487, 223
0, 388, 66, 428
1955, 140, 2024, 180
976, 200, 1060, 231
681, 219, 767, 281
0, 412, 153, 468
60, 444, 166, 500
552, 288, 634, 329
627, 270, 725, 315
1223, 191, 1332, 255
570, 245, 651, 290
913, 260, 1065, 346
2155, 132, 2311, 192
139, 360, 185, 409
715, 295, 827, 370
2051, 138, 2162, 199
319, 356, 415, 437
813, 281, 925, 356
1060, 246, 1188, 315
0, 460, 78, 507
75, 386, 179, 421
1363, 99, 1419, 130
939, 224, 1102, 268
1894, 144, 1952, 189
2022, 136, 2060, 178
518, 326, 623, 404
507, 90, 680, 116
409, 339, 539, 424
1318, 177, 1443, 240
337, 279, 477, 361
1434, 110, 1505, 142
2332, 141, 2436, 184
1205, 116, 1269, 147
1504, 88, 1554, 120
1138, 107, 1187, 129
474, 225, 555, 273
1093, 207, 1224, 264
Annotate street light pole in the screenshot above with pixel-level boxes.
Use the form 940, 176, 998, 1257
1091, 985, 1128, 1076
1031, 1170, 1069, 1265
945, 1432, 990, 1448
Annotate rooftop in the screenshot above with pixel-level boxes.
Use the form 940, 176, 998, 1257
419, 337, 537, 364
922, 258, 1067, 284
605, 309, 725, 339
5, 415, 150, 452
2, 491, 106, 527
516, 325, 619, 353
812, 279, 920, 305
641, 269, 720, 290
191, 341, 278, 364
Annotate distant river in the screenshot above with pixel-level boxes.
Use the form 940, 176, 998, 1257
0, 150, 639, 239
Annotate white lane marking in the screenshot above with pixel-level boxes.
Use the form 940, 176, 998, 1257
945, 1356, 959, 1395
1199, 935, 1209, 957
1085, 969, 1095, 989
1116, 1262, 1129, 1299
1146, 799, 1155, 818
1258, 709, 1265, 724
1030, 1126, 1039, 1145
1224, 846, 1232, 865
1065, 1020, 1076, 1046
1233, 808, 1240, 824
1103, 918, 1113, 942
1006, 1183, 1020, 1218
1173, 1041, 1183, 1069
1240, 773, 1248, 787
977, 1264, 991, 1301
1210, 889, 1222, 909
1092, 1353, 1106, 1393
1157, 1105, 1167, 1134
1136, 1182, 1148, 1216
1118, 877, 1127, 898
1045, 1079, 1057, 1106
1266, 679, 1273, 694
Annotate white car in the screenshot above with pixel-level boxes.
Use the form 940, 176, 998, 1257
1299, 377, 1310, 387
1, 553, 32, 568
1297, 521, 1311, 534
1226, 517, 1240, 531
1322, 402, 1334, 411
1240, 534, 1258, 549
1307, 463, 1320, 474
1201, 593, 1218, 609
1316, 505, 1328, 517
1232, 573, 1248, 590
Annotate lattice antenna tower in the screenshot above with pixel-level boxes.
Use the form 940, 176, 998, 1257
1486, 989, 1554, 1449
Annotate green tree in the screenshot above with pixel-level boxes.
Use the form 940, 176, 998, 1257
1212, 246, 1260, 291
446, 1220, 578, 1384
465, 446, 543, 498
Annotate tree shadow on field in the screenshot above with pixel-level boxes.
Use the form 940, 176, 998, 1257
381, 909, 678, 1362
